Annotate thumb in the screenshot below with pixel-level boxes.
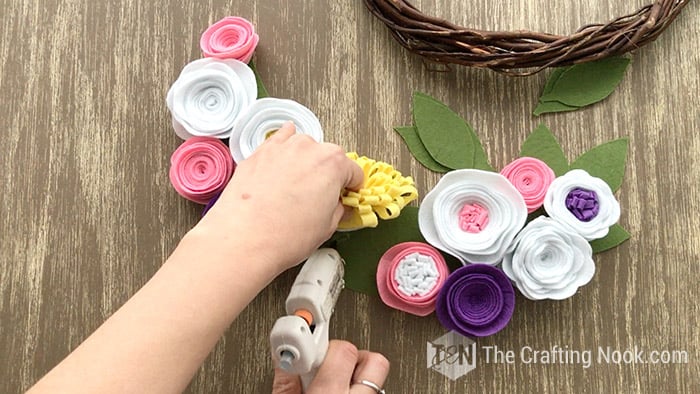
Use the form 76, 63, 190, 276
272, 368, 302, 394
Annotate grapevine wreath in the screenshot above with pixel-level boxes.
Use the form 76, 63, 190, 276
364, 0, 689, 74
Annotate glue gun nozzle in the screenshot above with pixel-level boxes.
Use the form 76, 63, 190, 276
279, 350, 295, 371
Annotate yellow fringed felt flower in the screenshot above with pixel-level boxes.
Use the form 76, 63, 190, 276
338, 152, 418, 230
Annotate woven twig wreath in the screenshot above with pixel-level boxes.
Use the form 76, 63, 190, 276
364, 0, 689, 75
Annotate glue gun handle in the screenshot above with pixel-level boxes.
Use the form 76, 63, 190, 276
300, 368, 317, 392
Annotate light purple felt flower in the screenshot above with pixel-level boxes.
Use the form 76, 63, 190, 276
544, 169, 620, 240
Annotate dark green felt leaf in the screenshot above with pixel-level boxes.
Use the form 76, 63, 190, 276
534, 68, 576, 115
335, 207, 461, 295
394, 126, 451, 173
590, 224, 630, 253
533, 101, 579, 116
248, 60, 269, 98
539, 57, 631, 107
570, 138, 629, 191
519, 124, 569, 176
526, 207, 547, 225
542, 67, 567, 95
413, 92, 474, 169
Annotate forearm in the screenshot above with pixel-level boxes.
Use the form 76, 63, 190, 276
29, 124, 365, 393
30, 225, 281, 393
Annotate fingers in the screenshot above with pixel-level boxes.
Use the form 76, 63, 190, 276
315, 142, 363, 192
350, 351, 390, 394
307, 341, 358, 394
272, 368, 302, 394
307, 342, 389, 394
342, 158, 365, 191
266, 121, 296, 144
331, 202, 346, 226
271, 129, 364, 192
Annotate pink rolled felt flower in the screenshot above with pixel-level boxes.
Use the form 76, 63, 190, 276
376, 242, 450, 316
169, 137, 235, 204
200, 16, 259, 63
500, 157, 555, 213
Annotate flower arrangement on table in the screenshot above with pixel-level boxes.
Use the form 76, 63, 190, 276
335, 92, 631, 338
165, 16, 631, 340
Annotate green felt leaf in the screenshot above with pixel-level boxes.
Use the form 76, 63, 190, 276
533, 67, 577, 116
590, 224, 630, 253
519, 124, 569, 176
394, 126, 451, 173
570, 138, 629, 191
248, 60, 269, 98
412, 92, 475, 169
539, 57, 631, 107
542, 67, 567, 96
335, 207, 461, 295
533, 100, 579, 116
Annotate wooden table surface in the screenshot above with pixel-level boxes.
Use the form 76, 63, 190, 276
1, 1, 698, 393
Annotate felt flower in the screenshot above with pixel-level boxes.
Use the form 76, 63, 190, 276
166, 58, 257, 140
500, 157, 555, 213
435, 264, 515, 337
376, 242, 449, 316
200, 16, 259, 63
169, 137, 235, 204
201, 191, 222, 217
229, 98, 323, 163
502, 216, 595, 300
544, 169, 620, 240
418, 169, 527, 265
338, 153, 418, 230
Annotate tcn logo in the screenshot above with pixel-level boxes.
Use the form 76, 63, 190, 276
427, 331, 477, 380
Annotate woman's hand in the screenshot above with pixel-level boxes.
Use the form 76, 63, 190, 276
196, 121, 364, 273
272, 340, 390, 394
29, 123, 369, 394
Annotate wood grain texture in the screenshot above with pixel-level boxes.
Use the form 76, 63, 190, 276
1, 0, 698, 393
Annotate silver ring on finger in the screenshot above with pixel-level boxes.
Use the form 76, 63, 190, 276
353, 379, 386, 393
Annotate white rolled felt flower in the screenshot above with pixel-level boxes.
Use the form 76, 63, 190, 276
419, 169, 527, 265
544, 169, 620, 241
229, 98, 323, 163
166, 58, 257, 140
502, 216, 595, 300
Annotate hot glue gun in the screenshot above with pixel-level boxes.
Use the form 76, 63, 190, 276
269, 248, 345, 390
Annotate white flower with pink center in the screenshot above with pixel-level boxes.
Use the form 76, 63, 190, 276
418, 169, 527, 265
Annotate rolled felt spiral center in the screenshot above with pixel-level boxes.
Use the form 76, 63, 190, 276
451, 274, 504, 326
169, 137, 235, 204
436, 264, 515, 337
565, 187, 600, 222
393, 252, 439, 297
458, 203, 489, 233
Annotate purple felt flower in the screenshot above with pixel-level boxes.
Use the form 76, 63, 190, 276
201, 191, 222, 217
436, 264, 515, 337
